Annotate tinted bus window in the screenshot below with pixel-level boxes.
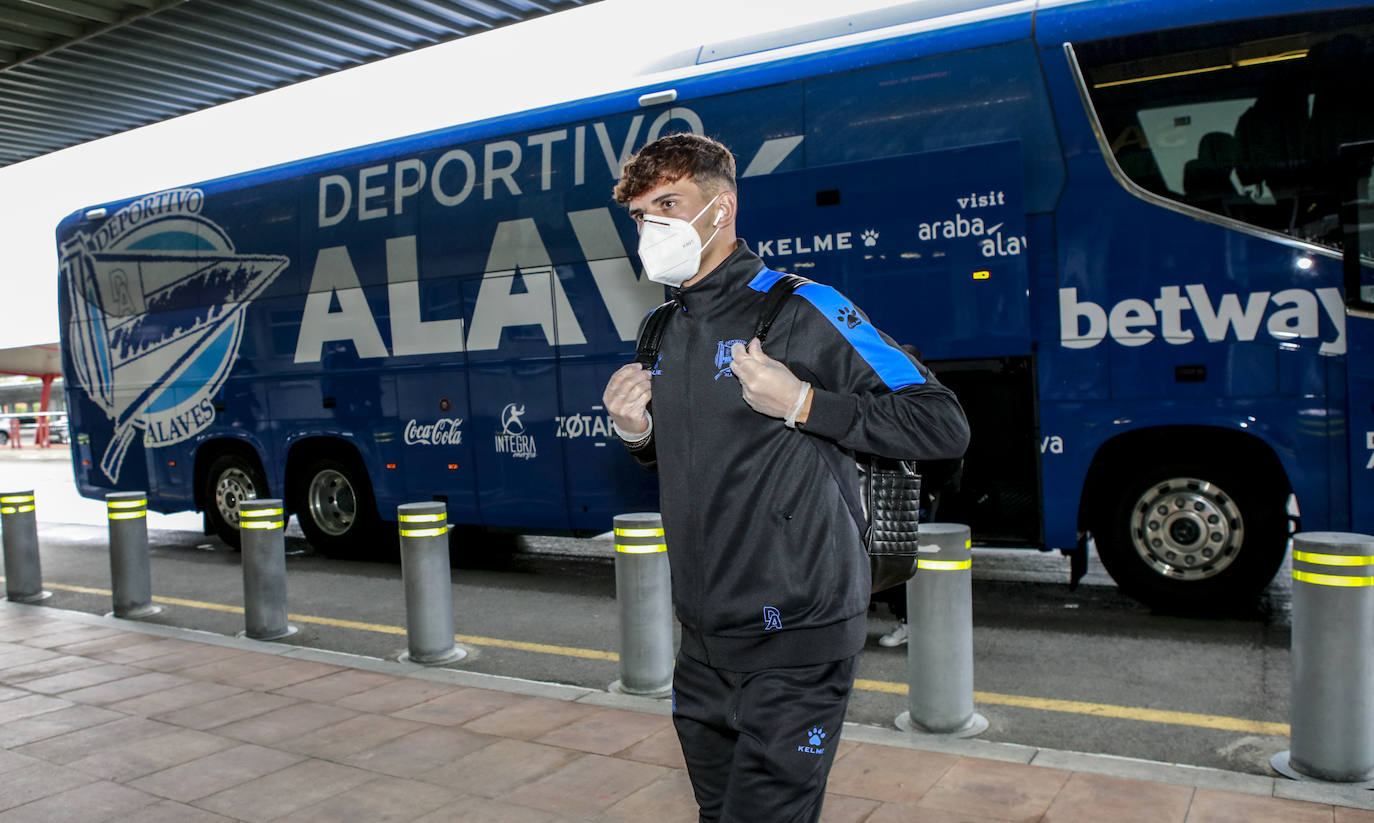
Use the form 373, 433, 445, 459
1075, 10, 1374, 251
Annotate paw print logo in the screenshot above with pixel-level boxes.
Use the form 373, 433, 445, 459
836, 306, 862, 329
861, 229, 879, 247
808, 727, 826, 746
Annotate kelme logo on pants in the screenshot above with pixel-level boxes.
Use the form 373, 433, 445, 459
798, 727, 826, 755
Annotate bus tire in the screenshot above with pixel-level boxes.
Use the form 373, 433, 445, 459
204, 452, 267, 549
296, 457, 377, 554
1091, 463, 1288, 610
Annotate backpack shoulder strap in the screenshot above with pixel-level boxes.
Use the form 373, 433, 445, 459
753, 272, 865, 537
634, 299, 678, 367
754, 273, 813, 342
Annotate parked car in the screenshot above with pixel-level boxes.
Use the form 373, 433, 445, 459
0, 415, 68, 446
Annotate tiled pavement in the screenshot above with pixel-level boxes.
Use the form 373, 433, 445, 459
0, 601, 1369, 823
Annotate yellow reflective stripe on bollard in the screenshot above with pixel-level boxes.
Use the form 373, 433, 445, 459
0, 495, 34, 504
0, 507, 13, 515
614, 527, 664, 538
241, 521, 283, 530
15, 505, 34, 513
1293, 550, 1374, 567
107, 499, 147, 509
398, 513, 446, 523
1293, 569, 1374, 587
241, 508, 284, 518
108, 511, 146, 520
615, 543, 667, 554
400, 526, 447, 537
917, 558, 972, 571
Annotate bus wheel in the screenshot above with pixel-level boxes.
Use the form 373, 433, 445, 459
1092, 465, 1287, 610
204, 453, 266, 549
297, 457, 376, 553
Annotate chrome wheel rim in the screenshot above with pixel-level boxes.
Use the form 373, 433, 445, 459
308, 469, 355, 537
1129, 476, 1243, 581
214, 468, 257, 527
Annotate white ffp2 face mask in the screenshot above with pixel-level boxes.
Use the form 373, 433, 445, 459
636, 194, 723, 287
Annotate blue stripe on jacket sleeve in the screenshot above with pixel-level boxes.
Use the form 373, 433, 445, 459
747, 268, 786, 292
795, 283, 925, 390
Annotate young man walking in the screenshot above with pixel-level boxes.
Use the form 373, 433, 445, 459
603, 133, 969, 822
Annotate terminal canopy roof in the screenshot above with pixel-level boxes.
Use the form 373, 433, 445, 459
0, 0, 594, 169
0, 344, 60, 377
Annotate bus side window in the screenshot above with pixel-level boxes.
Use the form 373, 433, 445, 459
1307, 34, 1374, 234
1075, 9, 1374, 251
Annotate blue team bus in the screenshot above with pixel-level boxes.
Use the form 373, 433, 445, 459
57, 0, 1374, 609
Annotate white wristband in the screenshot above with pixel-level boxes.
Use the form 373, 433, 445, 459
783, 382, 811, 429
614, 412, 653, 446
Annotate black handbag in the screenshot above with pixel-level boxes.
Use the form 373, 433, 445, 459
633, 272, 924, 594
859, 456, 923, 592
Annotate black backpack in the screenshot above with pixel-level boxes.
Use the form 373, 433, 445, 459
634, 273, 922, 593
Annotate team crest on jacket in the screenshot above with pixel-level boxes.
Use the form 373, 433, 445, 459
59, 187, 289, 482
763, 606, 783, 631
714, 339, 746, 381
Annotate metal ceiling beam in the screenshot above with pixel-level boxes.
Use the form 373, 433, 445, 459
96, 30, 302, 87
303, 0, 446, 44
265, 2, 416, 52
142, 16, 332, 74
0, 94, 141, 130
54, 42, 264, 97
18, 0, 123, 25
400, 0, 495, 29
0, 5, 85, 39
5, 60, 213, 109
2, 0, 187, 74
0, 27, 51, 51
0, 0, 595, 168
350, 0, 484, 33
207, 2, 384, 59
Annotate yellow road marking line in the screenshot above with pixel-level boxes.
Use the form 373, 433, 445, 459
31, 581, 1285, 734
855, 678, 1289, 736
40, 583, 616, 661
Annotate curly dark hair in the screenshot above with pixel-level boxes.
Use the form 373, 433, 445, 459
612, 133, 737, 205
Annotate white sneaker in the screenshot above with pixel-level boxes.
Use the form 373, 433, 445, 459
878, 620, 909, 647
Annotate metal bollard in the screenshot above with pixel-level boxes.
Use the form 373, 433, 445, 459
609, 513, 673, 698
1272, 531, 1374, 785
397, 502, 465, 665
238, 499, 296, 641
106, 492, 162, 619
895, 522, 987, 737
1, 491, 49, 603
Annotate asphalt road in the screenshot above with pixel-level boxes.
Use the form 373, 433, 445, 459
0, 445, 1295, 777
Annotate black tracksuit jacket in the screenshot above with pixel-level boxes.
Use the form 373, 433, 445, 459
623, 242, 970, 671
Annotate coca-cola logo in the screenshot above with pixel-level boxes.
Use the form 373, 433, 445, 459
404, 417, 464, 446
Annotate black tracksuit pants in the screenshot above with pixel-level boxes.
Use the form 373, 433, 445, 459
671, 651, 857, 823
